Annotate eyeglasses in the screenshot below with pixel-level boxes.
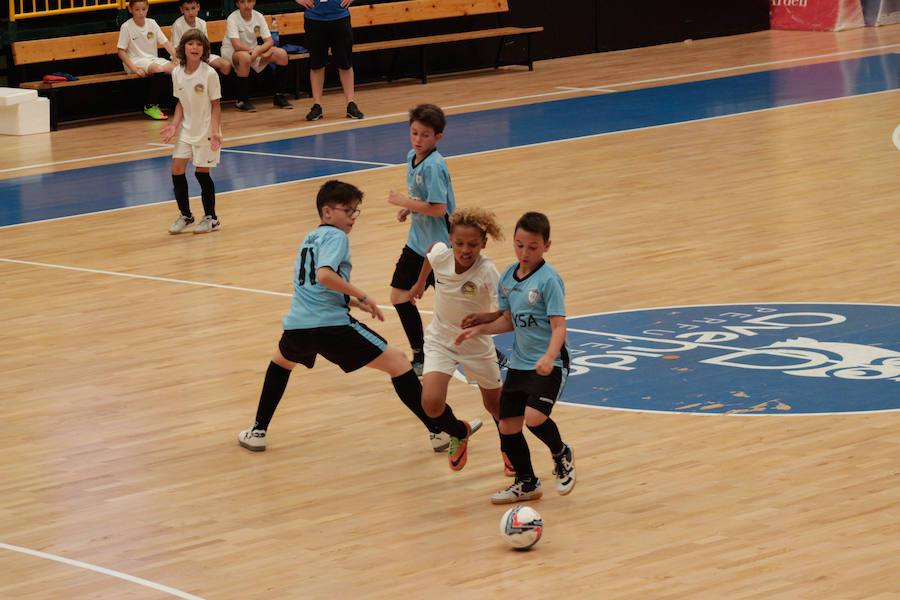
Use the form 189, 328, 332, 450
334, 206, 361, 218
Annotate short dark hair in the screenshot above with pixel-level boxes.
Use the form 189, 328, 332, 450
317, 180, 363, 217
515, 211, 551, 242
128, 0, 149, 6
409, 103, 446, 134
179, 0, 199, 6
176, 29, 211, 63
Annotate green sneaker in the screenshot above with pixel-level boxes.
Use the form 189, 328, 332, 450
144, 104, 167, 120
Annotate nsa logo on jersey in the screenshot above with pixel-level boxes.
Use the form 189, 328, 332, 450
194, 83, 205, 94
491, 303, 900, 415
461, 281, 477, 298
146, 31, 154, 39
527, 289, 541, 305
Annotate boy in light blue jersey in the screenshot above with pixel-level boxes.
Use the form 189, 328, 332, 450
457, 212, 576, 504
388, 103, 456, 377
239, 180, 447, 452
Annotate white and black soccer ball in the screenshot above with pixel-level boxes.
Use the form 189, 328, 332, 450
499, 505, 543, 550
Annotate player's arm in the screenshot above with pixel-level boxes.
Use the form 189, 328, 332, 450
118, 49, 143, 76
161, 103, 184, 143
254, 36, 274, 58
210, 99, 222, 150
455, 310, 512, 345
460, 310, 503, 329
163, 41, 178, 62
535, 315, 566, 376
316, 267, 384, 321
387, 190, 447, 217
410, 256, 432, 304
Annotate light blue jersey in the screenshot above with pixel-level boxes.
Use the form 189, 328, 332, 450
282, 225, 352, 330
405, 148, 455, 256
498, 260, 568, 370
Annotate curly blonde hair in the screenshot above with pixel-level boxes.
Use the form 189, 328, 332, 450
449, 207, 504, 241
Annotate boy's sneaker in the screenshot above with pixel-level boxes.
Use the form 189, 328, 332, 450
193, 215, 221, 234
273, 93, 293, 109
491, 477, 542, 505
502, 451, 516, 477
238, 427, 267, 451
447, 418, 483, 471
168, 214, 194, 234
235, 100, 257, 112
552, 443, 576, 495
429, 430, 450, 452
144, 104, 167, 120
305, 103, 323, 121
346, 101, 364, 119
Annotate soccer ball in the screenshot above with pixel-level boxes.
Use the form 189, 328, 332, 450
499, 505, 543, 550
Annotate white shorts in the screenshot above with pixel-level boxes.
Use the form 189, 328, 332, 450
124, 56, 171, 74
173, 138, 220, 168
423, 335, 502, 390
221, 47, 267, 73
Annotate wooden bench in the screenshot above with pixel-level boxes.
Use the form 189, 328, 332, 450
11, 0, 540, 129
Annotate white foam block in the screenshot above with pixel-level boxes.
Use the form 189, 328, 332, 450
0, 87, 39, 107
0, 96, 51, 135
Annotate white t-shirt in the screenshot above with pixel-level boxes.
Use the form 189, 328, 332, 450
426, 242, 500, 348
171, 15, 208, 49
221, 10, 270, 54
172, 62, 222, 145
117, 18, 168, 61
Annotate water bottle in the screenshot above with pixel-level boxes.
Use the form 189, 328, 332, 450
271, 16, 279, 47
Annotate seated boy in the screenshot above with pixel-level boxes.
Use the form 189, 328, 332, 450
116, 0, 177, 120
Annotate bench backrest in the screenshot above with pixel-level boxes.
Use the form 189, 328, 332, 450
12, 0, 509, 66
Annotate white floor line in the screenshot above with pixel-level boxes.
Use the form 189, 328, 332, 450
556, 86, 618, 93
5, 40, 898, 176
0, 542, 205, 600
220, 148, 394, 166
0, 257, 430, 314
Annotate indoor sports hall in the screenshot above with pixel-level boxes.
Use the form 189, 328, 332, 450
2, 2, 900, 597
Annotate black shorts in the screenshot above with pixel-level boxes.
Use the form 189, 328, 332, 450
305, 16, 353, 70
499, 367, 567, 419
390, 245, 435, 291
278, 320, 387, 373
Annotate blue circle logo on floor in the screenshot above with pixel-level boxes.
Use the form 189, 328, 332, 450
492, 304, 900, 415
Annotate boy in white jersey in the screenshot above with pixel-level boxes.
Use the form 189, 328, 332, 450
222, 0, 293, 111
116, 0, 177, 120
238, 180, 448, 452
161, 30, 223, 234
457, 212, 576, 504
388, 104, 456, 379
171, 0, 232, 75
410, 207, 507, 472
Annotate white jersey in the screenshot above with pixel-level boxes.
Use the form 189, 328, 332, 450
172, 62, 221, 145
171, 15, 208, 49
117, 18, 168, 61
426, 243, 499, 353
221, 10, 270, 54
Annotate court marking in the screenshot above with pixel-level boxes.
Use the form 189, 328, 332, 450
2, 41, 897, 176
2, 84, 896, 233
220, 148, 393, 166
0, 542, 205, 600
0, 257, 429, 314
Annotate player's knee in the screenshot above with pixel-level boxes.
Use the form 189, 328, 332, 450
390, 288, 409, 304
524, 409, 547, 429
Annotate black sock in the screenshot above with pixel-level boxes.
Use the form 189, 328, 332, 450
235, 76, 250, 102
148, 73, 166, 106
172, 173, 191, 217
527, 419, 564, 456
275, 65, 292, 95
195, 171, 216, 219
253, 361, 292, 430
431, 405, 468, 439
391, 369, 441, 433
393, 301, 424, 357
500, 431, 535, 480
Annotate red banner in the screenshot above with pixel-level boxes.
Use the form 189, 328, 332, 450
770, 0, 865, 30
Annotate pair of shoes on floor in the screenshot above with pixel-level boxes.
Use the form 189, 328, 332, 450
168, 214, 220, 234
304, 102, 364, 121
491, 443, 576, 503
144, 104, 168, 120
447, 418, 483, 471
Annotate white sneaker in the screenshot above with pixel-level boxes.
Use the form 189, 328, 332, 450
193, 215, 221, 234
168, 214, 194, 234
238, 427, 266, 451
491, 478, 542, 505
553, 444, 576, 495
429, 430, 450, 452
